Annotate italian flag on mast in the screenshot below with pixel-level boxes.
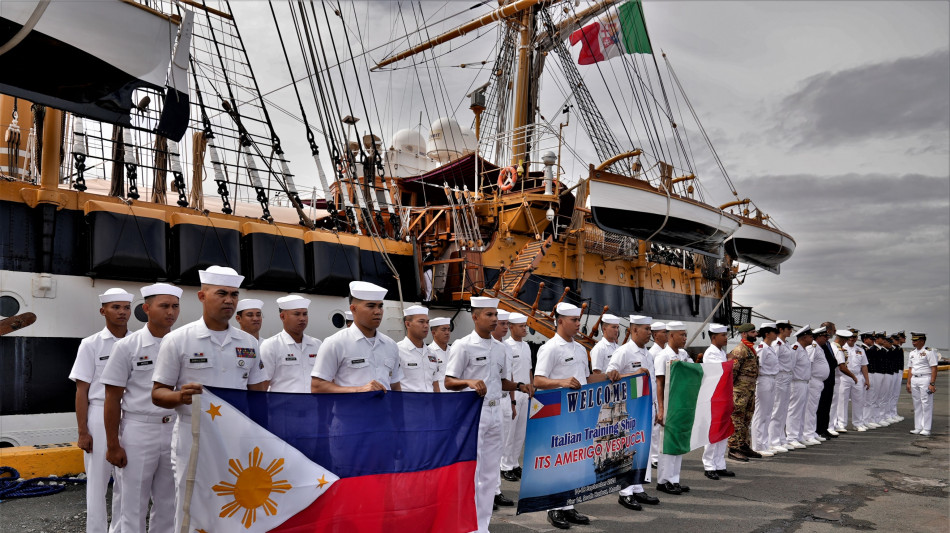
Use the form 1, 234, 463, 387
662, 361, 735, 455
569, 0, 653, 65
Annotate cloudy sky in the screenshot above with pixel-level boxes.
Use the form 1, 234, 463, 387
230, 1, 949, 347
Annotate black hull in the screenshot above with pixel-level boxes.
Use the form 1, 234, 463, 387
590, 206, 727, 257
724, 237, 793, 273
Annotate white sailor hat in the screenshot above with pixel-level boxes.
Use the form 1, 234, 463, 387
276, 295, 311, 310
198, 265, 244, 288
349, 281, 387, 301
665, 321, 686, 331
236, 299, 263, 313
497, 310, 511, 321
795, 325, 813, 337
759, 322, 777, 330
708, 323, 729, 334
403, 305, 428, 317
601, 314, 620, 325
429, 317, 451, 327
141, 283, 182, 299
99, 288, 134, 303
651, 321, 666, 331
508, 312, 527, 324
835, 329, 854, 338
555, 302, 582, 317
630, 315, 653, 325
812, 326, 827, 336
344, 310, 353, 321
470, 296, 499, 308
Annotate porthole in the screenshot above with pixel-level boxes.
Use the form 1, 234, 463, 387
134, 303, 148, 323
0, 295, 20, 318
331, 312, 346, 328
671, 279, 676, 288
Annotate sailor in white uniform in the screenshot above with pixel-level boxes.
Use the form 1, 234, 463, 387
396, 305, 439, 392
785, 326, 814, 447
590, 314, 621, 375
605, 315, 659, 510
500, 312, 532, 482
234, 298, 263, 339
151, 266, 269, 533
831, 330, 860, 432
838, 332, 870, 431
492, 310, 515, 506
259, 295, 322, 393
751, 322, 779, 456
648, 321, 667, 466
654, 321, 694, 494
701, 323, 735, 479
344, 310, 354, 328
100, 283, 180, 533
769, 320, 794, 452
444, 297, 533, 533
70, 287, 132, 533
427, 317, 452, 392
907, 332, 939, 436
310, 281, 403, 393
803, 327, 830, 444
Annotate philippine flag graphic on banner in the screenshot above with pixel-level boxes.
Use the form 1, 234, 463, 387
529, 390, 562, 419
187, 387, 482, 532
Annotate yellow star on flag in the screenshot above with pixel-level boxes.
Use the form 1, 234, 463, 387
317, 474, 329, 489
531, 401, 540, 413
206, 403, 222, 420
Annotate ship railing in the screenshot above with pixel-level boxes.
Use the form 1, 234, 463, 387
475, 122, 585, 189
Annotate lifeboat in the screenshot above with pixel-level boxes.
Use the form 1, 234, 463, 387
725, 217, 796, 273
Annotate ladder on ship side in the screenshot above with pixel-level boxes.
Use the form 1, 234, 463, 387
494, 236, 553, 295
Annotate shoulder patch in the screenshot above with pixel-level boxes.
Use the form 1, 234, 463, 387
792, 345, 798, 350
777, 340, 783, 345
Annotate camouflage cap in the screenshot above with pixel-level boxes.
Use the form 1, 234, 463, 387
736, 323, 756, 333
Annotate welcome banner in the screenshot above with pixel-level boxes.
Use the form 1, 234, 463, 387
517, 375, 652, 514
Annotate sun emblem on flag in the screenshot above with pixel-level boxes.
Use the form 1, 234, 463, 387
213, 447, 292, 528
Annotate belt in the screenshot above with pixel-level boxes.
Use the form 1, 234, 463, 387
88, 399, 105, 406
912, 373, 930, 377
123, 411, 176, 424
485, 399, 501, 407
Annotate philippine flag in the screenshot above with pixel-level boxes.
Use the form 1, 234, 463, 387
186, 387, 481, 532
528, 390, 562, 419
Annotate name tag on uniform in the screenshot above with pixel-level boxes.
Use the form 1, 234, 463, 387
407, 362, 418, 367
99, 355, 110, 361
475, 356, 487, 361
513, 354, 520, 358
190, 358, 208, 364
136, 360, 153, 367
565, 357, 574, 362
235, 347, 256, 358
285, 356, 297, 362
631, 362, 641, 368
352, 358, 366, 364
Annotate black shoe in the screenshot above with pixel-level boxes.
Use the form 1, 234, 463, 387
547, 510, 571, 529
493, 503, 498, 511
494, 493, 514, 507
716, 469, 736, 477
563, 509, 590, 525
728, 449, 749, 462
674, 483, 689, 493
618, 495, 643, 511
819, 431, 838, 439
740, 446, 762, 459
704, 470, 720, 480
501, 469, 519, 482
632, 491, 660, 505
512, 466, 523, 478
657, 481, 682, 495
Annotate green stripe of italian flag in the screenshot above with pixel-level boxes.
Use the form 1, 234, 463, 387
662, 361, 735, 455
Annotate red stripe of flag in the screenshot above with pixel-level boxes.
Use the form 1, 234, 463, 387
708, 361, 735, 443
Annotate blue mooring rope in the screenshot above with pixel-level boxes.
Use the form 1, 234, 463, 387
0, 466, 86, 501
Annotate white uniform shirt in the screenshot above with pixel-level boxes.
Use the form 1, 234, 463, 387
445, 331, 508, 401
590, 337, 619, 373
756, 341, 780, 375
99, 328, 175, 417
505, 337, 532, 384
655, 345, 693, 377
260, 330, 323, 393
648, 342, 665, 359
772, 338, 794, 373
845, 344, 868, 374
310, 325, 403, 389
703, 344, 727, 365
831, 342, 848, 367
908, 347, 938, 376
69, 327, 125, 402
427, 342, 450, 391
153, 318, 266, 418
397, 337, 438, 392
790, 342, 812, 380
606, 341, 651, 375
807, 342, 830, 381
535, 334, 590, 385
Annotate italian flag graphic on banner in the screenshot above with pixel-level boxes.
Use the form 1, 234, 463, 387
662, 361, 735, 455
569, 0, 653, 65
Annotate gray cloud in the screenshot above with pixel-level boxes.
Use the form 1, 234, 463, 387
771, 49, 950, 147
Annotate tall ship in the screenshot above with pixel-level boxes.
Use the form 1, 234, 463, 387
0, 0, 794, 446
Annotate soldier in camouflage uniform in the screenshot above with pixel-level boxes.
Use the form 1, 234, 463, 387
728, 323, 760, 461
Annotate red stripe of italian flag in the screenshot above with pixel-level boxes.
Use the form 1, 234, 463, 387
662, 361, 735, 455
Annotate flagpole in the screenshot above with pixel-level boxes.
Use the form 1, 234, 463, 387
179, 395, 203, 533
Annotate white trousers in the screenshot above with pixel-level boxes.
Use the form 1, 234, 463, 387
804, 378, 824, 440
769, 371, 791, 447
474, 403, 503, 533
910, 375, 934, 432
657, 452, 682, 484
83, 404, 118, 533
785, 380, 809, 443
837, 374, 865, 428
751, 375, 775, 451
890, 372, 902, 418
702, 439, 727, 471
114, 417, 175, 533
500, 391, 528, 471
867, 373, 885, 423
829, 370, 842, 430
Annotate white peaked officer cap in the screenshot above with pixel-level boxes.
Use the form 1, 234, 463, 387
429, 317, 451, 327
835, 329, 854, 338
403, 305, 428, 317
651, 321, 666, 331
812, 326, 827, 335
277, 295, 311, 310
602, 314, 620, 325
665, 321, 686, 331
349, 281, 387, 301
141, 283, 183, 299
236, 299, 263, 313
344, 310, 353, 321
555, 302, 582, 317
470, 296, 499, 308
497, 310, 511, 321
99, 288, 134, 303
508, 313, 527, 324
795, 325, 812, 337
630, 315, 653, 325
759, 322, 777, 330
776, 319, 791, 326
708, 323, 729, 334
198, 265, 244, 287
